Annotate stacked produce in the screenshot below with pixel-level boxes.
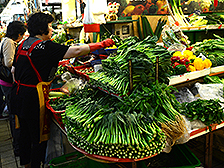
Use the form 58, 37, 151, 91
88, 35, 172, 96
58, 80, 187, 159
192, 34, 224, 67
138, 16, 167, 41
162, 25, 190, 48
180, 99, 224, 131
61, 85, 167, 159
168, 0, 191, 27
171, 49, 212, 75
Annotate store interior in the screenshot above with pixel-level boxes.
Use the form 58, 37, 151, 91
1, 0, 224, 168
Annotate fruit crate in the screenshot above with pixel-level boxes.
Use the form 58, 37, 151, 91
139, 144, 201, 168
48, 151, 111, 168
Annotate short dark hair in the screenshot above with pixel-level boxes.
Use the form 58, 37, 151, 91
28, 12, 54, 37
5, 21, 26, 41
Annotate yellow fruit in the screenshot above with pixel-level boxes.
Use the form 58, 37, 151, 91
203, 59, 212, 69
173, 51, 182, 57
188, 65, 196, 72
193, 57, 204, 71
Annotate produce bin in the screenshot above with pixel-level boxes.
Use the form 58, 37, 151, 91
49, 151, 111, 168
72, 65, 94, 81
46, 98, 65, 130
139, 144, 201, 168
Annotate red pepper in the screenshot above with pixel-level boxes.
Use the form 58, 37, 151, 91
186, 46, 194, 51
185, 60, 190, 68
180, 58, 190, 65
171, 56, 180, 64
173, 62, 180, 68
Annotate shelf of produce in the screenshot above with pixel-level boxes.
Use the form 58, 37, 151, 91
50, 116, 159, 164
181, 24, 224, 31
189, 121, 224, 140
169, 68, 210, 86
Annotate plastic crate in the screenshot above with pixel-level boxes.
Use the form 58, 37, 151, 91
72, 65, 94, 81
139, 144, 201, 168
49, 151, 111, 168
46, 98, 65, 130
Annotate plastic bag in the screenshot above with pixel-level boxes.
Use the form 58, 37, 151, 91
190, 119, 207, 130
167, 43, 186, 53
60, 78, 82, 94
175, 115, 191, 144
194, 82, 224, 101
83, 0, 95, 24
61, 72, 72, 82
91, 0, 107, 15
174, 87, 198, 104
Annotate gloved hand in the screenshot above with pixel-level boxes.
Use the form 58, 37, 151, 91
88, 38, 115, 52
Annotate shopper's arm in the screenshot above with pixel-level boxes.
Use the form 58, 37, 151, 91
63, 44, 90, 59
63, 39, 115, 59
3, 41, 15, 68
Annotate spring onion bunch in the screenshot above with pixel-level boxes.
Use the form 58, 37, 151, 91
62, 88, 166, 159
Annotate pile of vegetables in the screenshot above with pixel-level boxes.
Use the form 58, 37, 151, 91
51, 29, 68, 44
88, 35, 172, 96
62, 85, 167, 159
180, 99, 224, 130
192, 34, 224, 67
162, 25, 190, 48
171, 50, 212, 75
138, 16, 167, 41
59, 81, 188, 159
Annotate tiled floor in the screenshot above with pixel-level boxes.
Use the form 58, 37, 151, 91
0, 119, 22, 168
1, 118, 224, 168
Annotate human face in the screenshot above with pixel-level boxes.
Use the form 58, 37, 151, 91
42, 23, 53, 41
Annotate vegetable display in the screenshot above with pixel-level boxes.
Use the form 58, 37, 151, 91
171, 50, 212, 75
180, 99, 224, 130
62, 85, 167, 159
192, 34, 224, 67
88, 35, 172, 96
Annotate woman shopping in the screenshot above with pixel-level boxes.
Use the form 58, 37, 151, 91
0, 21, 26, 156
10, 12, 114, 168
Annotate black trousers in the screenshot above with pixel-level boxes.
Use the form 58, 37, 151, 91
1, 85, 20, 153
18, 117, 47, 168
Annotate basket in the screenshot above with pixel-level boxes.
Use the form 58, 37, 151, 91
49, 151, 111, 168
72, 65, 94, 81
46, 99, 65, 130
139, 144, 201, 168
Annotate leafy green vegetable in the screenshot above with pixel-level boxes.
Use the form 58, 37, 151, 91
204, 75, 223, 84
180, 99, 224, 131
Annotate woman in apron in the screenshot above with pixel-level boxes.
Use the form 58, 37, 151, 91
10, 12, 114, 168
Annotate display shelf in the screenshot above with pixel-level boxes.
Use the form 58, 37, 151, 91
169, 68, 210, 86
189, 121, 224, 140
210, 65, 224, 74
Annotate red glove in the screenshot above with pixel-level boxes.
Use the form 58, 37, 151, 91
88, 38, 115, 52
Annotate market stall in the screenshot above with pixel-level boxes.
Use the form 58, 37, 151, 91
41, 0, 224, 167
46, 32, 224, 168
